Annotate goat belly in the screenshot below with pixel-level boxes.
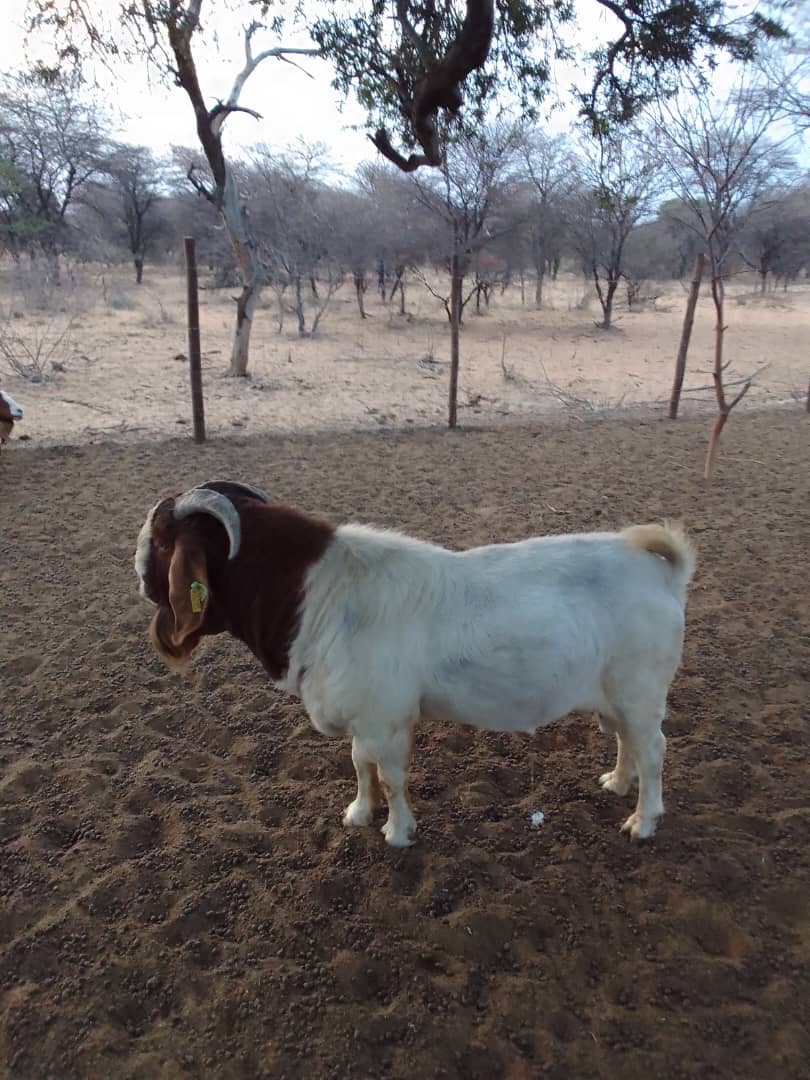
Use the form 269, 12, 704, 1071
422, 659, 581, 734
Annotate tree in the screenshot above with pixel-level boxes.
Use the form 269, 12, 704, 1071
155, 5, 317, 374
0, 69, 108, 277
356, 162, 435, 315
311, 0, 787, 172
0, 160, 47, 258
518, 131, 573, 308
653, 74, 798, 473
105, 145, 167, 284
247, 142, 346, 337
28, 2, 318, 374
29, 1, 788, 180
568, 131, 661, 330
737, 183, 810, 292
411, 121, 522, 426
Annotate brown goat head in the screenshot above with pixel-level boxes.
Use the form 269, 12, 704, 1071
135, 480, 334, 679
136, 488, 242, 671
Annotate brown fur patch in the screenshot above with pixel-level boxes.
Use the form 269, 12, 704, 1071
140, 496, 334, 679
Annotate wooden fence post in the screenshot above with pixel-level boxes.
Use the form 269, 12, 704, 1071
184, 236, 206, 443
669, 251, 705, 420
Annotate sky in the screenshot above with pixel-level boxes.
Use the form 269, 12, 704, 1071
2, 0, 807, 176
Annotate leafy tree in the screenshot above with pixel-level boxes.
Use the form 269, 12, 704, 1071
311, 0, 788, 170
0, 69, 108, 276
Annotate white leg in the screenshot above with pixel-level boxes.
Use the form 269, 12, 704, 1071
599, 733, 638, 796
343, 737, 381, 827
615, 705, 667, 840
375, 729, 416, 848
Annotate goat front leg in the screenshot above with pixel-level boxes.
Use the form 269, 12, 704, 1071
343, 737, 382, 827
600, 732, 638, 796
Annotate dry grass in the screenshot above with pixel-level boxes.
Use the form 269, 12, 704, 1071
0, 261, 808, 446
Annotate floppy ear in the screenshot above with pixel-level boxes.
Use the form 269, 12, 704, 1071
168, 533, 210, 647
149, 533, 210, 670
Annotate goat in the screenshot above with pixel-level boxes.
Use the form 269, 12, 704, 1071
135, 480, 696, 848
0, 390, 23, 446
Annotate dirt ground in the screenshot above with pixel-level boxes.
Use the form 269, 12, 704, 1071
1, 266, 808, 446
1, 406, 808, 1079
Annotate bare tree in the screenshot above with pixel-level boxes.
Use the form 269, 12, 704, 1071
104, 146, 167, 284
653, 74, 797, 470
568, 132, 661, 330
248, 142, 345, 337
412, 122, 522, 427
518, 131, 574, 307
737, 183, 810, 292
121, 2, 317, 374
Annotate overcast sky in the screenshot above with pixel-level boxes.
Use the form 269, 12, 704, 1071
2, 0, 807, 175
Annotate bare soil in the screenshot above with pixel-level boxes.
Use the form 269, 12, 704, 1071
1, 267, 807, 446
1, 407, 808, 1079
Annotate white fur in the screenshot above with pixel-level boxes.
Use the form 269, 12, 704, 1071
277, 523, 695, 847
0, 390, 23, 419
134, 505, 157, 602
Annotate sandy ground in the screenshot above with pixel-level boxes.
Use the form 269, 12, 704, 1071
0, 265, 808, 446
1, 406, 808, 1079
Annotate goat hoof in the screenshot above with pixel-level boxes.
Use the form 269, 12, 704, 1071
381, 820, 416, 848
599, 770, 634, 797
343, 799, 374, 827
620, 811, 658, 840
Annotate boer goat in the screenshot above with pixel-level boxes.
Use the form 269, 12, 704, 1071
135, 481, 696, 848
0, 390, 23, 446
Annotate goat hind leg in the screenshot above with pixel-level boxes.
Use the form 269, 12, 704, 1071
343, 737, 382, 827
375, 728, 417, 848
616, 703, 667, 840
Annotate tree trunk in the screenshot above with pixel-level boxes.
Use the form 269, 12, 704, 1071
220, 172, 264, 376
354, 272, 367, 318
377, 261, 386, 302
448, 253, 463, 430
229, 281, 261, 376
703, 267, 754, 480
519, 270, 525, 305
535, 269, 545, 308
594, 269, 618, 329
134, 256, 144, 285
294, 274, 307, 336
669, 252, 705, 420
760, 270, 767, 295
393, 267, 406, 315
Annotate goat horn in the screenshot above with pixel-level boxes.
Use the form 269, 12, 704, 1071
173, 489, 241, 559
196, 479, 273, 504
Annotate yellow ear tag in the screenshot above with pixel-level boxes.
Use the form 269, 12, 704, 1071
189, 581, 208, 614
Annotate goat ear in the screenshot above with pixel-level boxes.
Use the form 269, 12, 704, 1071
167, 533, 210, 653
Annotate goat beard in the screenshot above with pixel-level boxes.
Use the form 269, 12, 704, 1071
149, 605, 200, 672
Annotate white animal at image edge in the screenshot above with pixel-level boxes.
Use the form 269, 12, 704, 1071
0, 389, 23, 443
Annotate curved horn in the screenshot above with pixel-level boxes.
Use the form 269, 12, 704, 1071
197, 479, 272, 504
173, 489, 241, 559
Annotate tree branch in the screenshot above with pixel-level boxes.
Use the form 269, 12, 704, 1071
377, 0, 495, 170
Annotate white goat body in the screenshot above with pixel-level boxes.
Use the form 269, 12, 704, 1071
279, 521, 695, 846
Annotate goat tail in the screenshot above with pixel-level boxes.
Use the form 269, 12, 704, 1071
622, 522, 697, 591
